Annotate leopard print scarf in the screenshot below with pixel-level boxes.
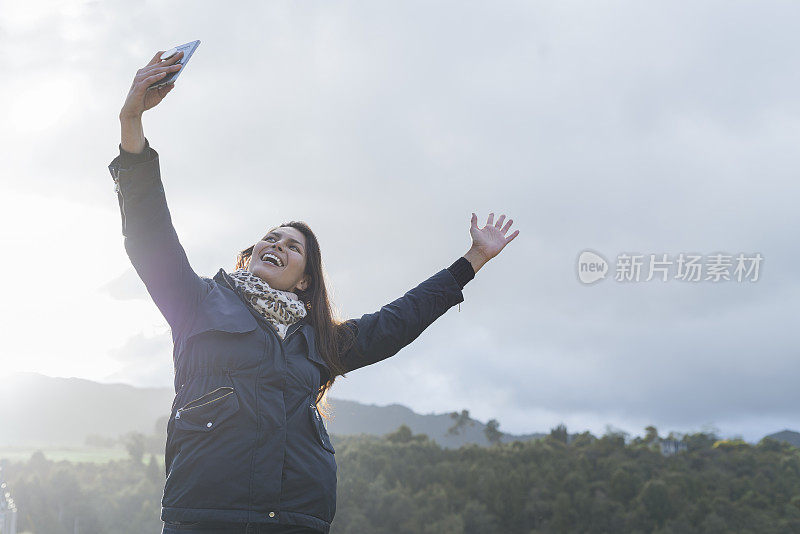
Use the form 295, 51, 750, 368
228, 268, 307, 339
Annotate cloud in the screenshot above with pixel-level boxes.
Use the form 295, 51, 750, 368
99, 268, 149, 300
2, 1, 799, 441
104, 331, 174, 387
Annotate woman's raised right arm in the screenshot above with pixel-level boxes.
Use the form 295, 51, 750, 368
108, 50, 209, 338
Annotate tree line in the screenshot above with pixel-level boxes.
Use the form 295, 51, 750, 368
3, 425, 800, 533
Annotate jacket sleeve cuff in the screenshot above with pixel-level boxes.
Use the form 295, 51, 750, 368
118, 137, 156, 168
446, 256, 475, 290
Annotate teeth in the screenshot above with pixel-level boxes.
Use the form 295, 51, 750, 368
260, 252, 283, 267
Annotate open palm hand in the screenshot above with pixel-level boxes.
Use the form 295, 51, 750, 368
469, 212, 520, 263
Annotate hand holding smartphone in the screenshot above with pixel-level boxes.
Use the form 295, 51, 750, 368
150, 40, 201, 88
120, 40, 201, 122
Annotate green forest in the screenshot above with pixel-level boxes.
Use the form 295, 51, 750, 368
3, 425, 800, 533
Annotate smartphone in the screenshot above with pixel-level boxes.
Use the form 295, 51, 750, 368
151, 40, 201, 88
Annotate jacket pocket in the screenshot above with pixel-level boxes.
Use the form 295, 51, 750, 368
175, 374, 240, 432
308, 401, 335, 454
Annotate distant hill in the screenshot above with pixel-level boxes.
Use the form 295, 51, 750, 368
323, 399, 543, 448
764, 430, 800, 447
1, 372, 173, 447
0, 372, 542, 448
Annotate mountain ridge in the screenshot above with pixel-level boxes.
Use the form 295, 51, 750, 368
0, 372, 540, 448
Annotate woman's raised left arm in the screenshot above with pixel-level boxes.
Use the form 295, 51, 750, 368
340, 212, 519, 373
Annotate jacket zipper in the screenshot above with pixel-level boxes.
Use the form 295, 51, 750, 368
111, 163, 126, 231
175, 386, 234, 419
275, 321, 303, 344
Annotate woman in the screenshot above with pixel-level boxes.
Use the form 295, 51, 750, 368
109, 50, 519, 534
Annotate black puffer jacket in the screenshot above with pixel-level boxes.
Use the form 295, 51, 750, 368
107, 140, 474, 533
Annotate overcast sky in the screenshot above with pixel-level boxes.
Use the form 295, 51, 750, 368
1, 0, 798, 442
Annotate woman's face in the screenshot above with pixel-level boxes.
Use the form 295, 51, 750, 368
247, 226, 310, 294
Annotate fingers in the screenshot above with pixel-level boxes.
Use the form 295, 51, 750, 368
146, 51, 167, 67
137, 71, 170, 93
138, 51, 184, 77
505, 229, 520, 243
471, 211, 519, 251
165, 50, 184, 64
135, 63, 182, 85
156, 63, 184, 75
478, 212, 515, 230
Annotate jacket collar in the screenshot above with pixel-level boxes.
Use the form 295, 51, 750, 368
213, 267, 236, 289
214, 268, 308, 320
212, 268, 318, 351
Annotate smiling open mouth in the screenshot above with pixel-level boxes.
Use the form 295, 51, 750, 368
260, 252, 284, 267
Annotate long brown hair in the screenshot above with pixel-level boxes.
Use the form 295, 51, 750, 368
234, 221, 358, 419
